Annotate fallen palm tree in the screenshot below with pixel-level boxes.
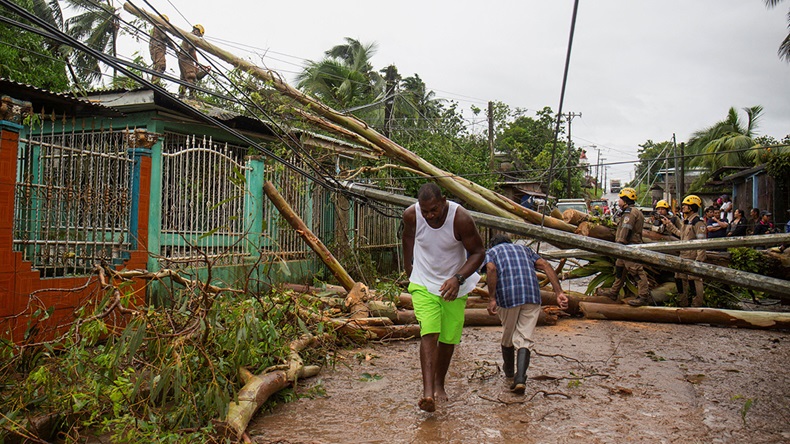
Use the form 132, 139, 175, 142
214, 335, 323, 441
580, 302, 790, 330
347, 184, 790, 300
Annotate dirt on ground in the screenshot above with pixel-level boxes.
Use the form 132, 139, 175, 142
249, 319, 789, 444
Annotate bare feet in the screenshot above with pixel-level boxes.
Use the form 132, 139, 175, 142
433, 386, 448, 402
418, 397, 436, 412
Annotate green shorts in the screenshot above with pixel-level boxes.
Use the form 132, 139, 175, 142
409, 283, 467, 344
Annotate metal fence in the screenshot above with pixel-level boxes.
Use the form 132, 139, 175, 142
262, 156, 314, 260
160, 133, 251, 267
13, 115, 134, 277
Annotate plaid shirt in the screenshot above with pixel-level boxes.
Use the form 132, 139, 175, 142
483, 243, 542, 308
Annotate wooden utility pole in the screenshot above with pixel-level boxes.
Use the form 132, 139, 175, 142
593, 146, 599, 196
488, 101, 495, 172
673, 134, 680, 210
679, 141, 686, 202
665, 140, 670, 205
564, 112, 582, 198
383, 65, 398, 138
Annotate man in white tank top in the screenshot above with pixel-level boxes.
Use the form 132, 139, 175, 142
402, 183, 485, 412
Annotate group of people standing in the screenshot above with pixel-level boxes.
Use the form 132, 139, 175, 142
148, 17, 211, 99
400, 182, 786, 414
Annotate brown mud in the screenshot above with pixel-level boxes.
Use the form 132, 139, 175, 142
249, 319, 789, 444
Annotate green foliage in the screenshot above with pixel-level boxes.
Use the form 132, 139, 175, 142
497, 106, 557, 170
566, 258, 616, 295
0, 0, 69, 90
0, 286, 334, 442
765, 151, 790, 179
686, 106, 763, 171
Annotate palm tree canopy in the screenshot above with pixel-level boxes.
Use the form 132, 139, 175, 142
64, 0, 120, 84
764, 0, 790, 62
687, 106, 763, 170
297, 38, 383, 110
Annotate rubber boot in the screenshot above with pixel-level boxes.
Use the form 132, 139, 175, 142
595, 266, 625, 300
510, 348, 530, 394
675, 279, 689, 307
691, 280, 705, 307
501, 346, 515, 378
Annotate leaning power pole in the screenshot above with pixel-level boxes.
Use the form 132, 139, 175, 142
564, 112, 582, 197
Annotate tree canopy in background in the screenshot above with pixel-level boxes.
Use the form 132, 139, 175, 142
0, 0, 69, 90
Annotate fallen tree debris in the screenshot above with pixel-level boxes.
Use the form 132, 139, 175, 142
580, 302, 790, 330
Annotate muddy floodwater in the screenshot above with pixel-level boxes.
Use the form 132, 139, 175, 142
249, 319, 789, 443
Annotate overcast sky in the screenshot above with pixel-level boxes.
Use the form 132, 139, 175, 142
125, 0, 790, 184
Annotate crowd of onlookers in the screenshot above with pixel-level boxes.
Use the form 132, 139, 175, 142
647, 193, 788, 238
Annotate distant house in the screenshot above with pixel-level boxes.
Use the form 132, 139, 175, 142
721, 165, 787, 222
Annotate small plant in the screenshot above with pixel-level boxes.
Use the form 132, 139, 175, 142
566, 371, 583, 388
731, 395, 756, 425
645, 351, 666, 362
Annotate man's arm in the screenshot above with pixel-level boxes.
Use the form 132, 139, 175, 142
401, 206, 416, 278
439, 206, 485, 300
534, 257, 568, 310
455, 207, 486, 278
485, 262, 498, 315
662, 216, 682, 237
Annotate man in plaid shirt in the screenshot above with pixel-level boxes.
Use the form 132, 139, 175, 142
484, 234, 568, 393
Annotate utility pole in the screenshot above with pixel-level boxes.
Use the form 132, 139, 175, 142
672, 134, 680, 209
383, 65, 398, 138
679, 141, 685, 203
564, 112, 582, 198
594, 147, 600, 196
665, 140, 670, 205
488, 101, 495, 172
599, 156, 606, 196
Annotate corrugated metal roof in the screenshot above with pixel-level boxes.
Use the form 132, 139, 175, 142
0, 78, 124, 117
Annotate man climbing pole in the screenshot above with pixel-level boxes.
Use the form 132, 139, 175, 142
595, 187, 652, 306
148, 15, 175, 85
178, 24, 211, 99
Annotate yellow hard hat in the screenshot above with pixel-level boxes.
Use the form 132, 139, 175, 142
161, 14, 169, 22
619, 187, 637, 201
655, 200, 669, 209
193, 24, 205, 36
682, 195, 702, 207
594, 205, 601, 210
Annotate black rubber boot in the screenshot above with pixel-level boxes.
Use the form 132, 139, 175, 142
510, 348, 530, 394
501, 346, 515, 378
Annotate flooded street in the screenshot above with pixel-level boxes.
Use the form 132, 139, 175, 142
249, 319, 789, 443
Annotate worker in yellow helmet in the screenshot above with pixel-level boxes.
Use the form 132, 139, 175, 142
595, 188, 652, 306
649, 199, 680, 237
661, 195, 707, 307
178, 24, 212, 98
149, 14, 175, 85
